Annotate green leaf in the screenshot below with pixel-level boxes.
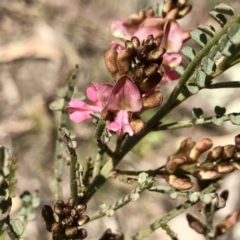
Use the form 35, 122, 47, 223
214, 3, 234, 16
218, 34, 235, 56
181, 46, 196, 61
189, 192, 200, 203
229, 113, 240, 125
56, 87, 68, 98
174, 65, 185, 76
198, 24, 215, 37
195, 70, 208, 88
186, 84, 199, 95
201, 56, 216, 75
73, 91, 86, 100
208, 45, 222, 61
192, 108, 204, 119
49, 99, 63, 111
209, 11, 227, 27
9, 219, 24, 236
214, 106, 226, 116
20, 191, 31, 203
190, 30, 207, 47
212, 116, 224, 126
227, 22, 240, 45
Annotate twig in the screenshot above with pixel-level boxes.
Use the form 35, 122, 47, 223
89, 177, 155, 221
54, 65, 79, 200
124, 180, 222, 240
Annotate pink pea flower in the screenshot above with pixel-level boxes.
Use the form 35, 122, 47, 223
67, 83, 112, 123
106, 75, 143, 138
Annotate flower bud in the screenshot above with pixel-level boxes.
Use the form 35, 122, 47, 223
76, 204, 87, 215
215, 210, 240, 236
195, 170, 219, 180
65, 226, 78, 238
186, 213, 206, 234
137, 72, 162, 93
42, 205, 55, 232
167, 175, 193, 190
216, 163, 234, 173
165, 157, 186, 173
204, 146, 223, 162
177, 5, 192, 18
104, 49, 119, 80
78, 215, 90, 226
221, 145, 235, 161
172, 138, 196, 161
117, 49, 133, 74
142, 91, 163, 108
52, 222, 64, 239
130, 118, 145, 135
188, 138, 213, 162
235, 134, 240, 151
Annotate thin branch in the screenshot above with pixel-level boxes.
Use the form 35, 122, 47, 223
124, 180, 222, 240
206, 81, 240, 89
154, 115, 230, 131
54, 65, 79, 200
89, 177, 155, 221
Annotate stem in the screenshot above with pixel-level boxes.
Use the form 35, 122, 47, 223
124, 180, 222, 240
206, 81, 240, 89
54, 65, 79, 200
89, 177, 155, 221
92, 149, 104, 178
155, 115, 230, 131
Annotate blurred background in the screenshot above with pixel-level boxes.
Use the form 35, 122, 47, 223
1, 0, 240, 239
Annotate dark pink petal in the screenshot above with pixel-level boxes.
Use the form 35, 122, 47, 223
96, 83, 113, 106
86, 83, 100, 105
161, 65, 180, 83
161, 20, 183, 53
106, 75, 142, 112
67, 99, 102, 123
107, 110, 133, 138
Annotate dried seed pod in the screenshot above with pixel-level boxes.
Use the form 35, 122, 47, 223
186, 213, 206, 234
65, 226, 78, 238
131, 36, 140, 48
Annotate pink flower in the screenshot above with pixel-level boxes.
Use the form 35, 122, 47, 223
67, 83, 112, 123
67, 76, 143, 138
105, 75, 143, 138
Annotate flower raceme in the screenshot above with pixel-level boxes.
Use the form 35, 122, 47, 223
67, 76, 146, 138
110, 1, 192, 82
